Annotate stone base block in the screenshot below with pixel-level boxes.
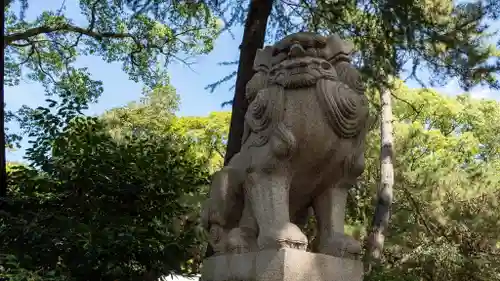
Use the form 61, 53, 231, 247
201, 249, 363, 281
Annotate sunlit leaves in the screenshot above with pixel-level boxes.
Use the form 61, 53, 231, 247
363, 83, 500, 281
173, 111, 231, 172
4, 0, 222, 150
306, 0, 500, 92
2, 116, 211, 280
5, 0, 221, 87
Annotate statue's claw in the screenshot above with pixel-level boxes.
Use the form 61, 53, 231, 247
257, 222, 308, 251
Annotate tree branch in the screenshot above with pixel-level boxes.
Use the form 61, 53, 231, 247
3, 0, 13, 10
4, 23, 137, 48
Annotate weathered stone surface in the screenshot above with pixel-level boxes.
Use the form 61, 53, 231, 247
201, 31, 370, 260
201, 248, 363, 281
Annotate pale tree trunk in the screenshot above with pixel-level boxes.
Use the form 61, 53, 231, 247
366, 86, 394, 267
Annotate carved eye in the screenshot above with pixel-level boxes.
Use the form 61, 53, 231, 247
270, 69, 276, 76
321, 62, 332, 70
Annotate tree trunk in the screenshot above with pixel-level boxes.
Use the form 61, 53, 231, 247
205, 0, 274, 259
223, 0, 274, 165
366, 87, 394, 265
1, 0, 7, 199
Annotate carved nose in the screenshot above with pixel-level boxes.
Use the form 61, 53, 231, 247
288, 43, 306, 58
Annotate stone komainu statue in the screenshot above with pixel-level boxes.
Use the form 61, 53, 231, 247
201, 32, 370, 260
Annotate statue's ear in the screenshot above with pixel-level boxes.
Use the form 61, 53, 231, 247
324, 34, 354, 62
254, 46, 274, 72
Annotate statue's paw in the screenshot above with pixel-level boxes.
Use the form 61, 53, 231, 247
317, 232, 362, 260
227, 227, 257, 254
258, 222, 308, 251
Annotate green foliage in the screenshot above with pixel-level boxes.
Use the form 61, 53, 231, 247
4, 107, 22, 150
102, 88, 231, 270
1, 75, 232, 279
4, 0, 221, 86
1, 78, 214, 280
351, 84, 500, 281
200, 0, 499, 106
3, 0, 222, 149
173, 111, 231, 172
103, 78, 180, 141
3, 74, 500, 280
1, 114, 210, 280
4, 2, 499, 275
310, 1, 500, 90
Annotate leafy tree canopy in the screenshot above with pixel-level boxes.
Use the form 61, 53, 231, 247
308, 1, 500, 88
351, 83, 500, 280
2, 76, 499, 280
3, 0, 222, 149
172, 111, 231, 172
195, 0, 500, 104
1, 82, 212, 281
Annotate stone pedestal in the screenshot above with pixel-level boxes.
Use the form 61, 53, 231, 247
201, 249, 363, 281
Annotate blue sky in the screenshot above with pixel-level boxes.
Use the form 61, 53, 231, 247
5, 1, 500, 162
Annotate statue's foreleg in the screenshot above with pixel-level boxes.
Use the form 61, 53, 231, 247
245, 150, 308, 251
